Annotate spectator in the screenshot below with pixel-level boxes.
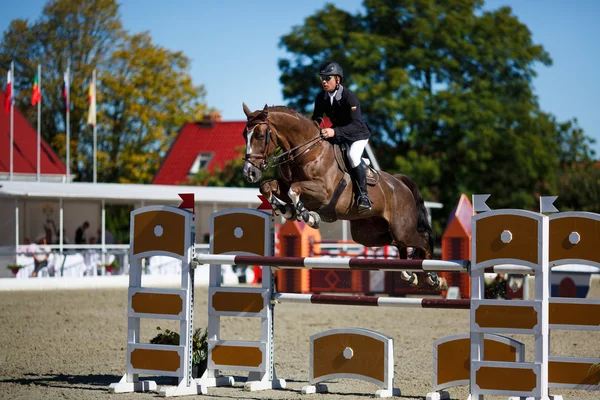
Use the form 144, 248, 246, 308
97, 228, 115, 245
44, 220, 59, 244
75, 221, 90, 245
31, 237, 50, 278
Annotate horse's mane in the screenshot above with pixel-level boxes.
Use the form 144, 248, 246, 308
269, 105, 313, 124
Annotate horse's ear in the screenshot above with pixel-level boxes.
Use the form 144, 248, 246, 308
263, 104, 269, 112
243, 102, 252, 118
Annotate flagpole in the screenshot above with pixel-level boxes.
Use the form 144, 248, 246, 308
37, 64, 41, 182
9, 61, 14, 181
65, 66, 70, 182
93, 69, 97, 184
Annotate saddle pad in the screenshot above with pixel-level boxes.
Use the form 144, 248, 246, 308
333, 144, 379, 186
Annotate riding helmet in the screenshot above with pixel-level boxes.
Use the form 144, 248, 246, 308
319, 61, 344, 81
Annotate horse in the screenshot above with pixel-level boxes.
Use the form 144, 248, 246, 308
242, 103, 447, 290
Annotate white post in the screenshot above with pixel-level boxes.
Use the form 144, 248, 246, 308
101, 199, 106, 267
59, 198, 64, 255
65, 66, 70, 182
15, 199, 19, 262
9, 61, 14, 180
37, 64, 41, 182
93, 69, 97, 184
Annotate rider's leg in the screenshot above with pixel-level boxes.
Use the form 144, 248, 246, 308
347, 139, 371, 212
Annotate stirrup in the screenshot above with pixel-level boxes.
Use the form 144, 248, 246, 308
357, 195, 371, 212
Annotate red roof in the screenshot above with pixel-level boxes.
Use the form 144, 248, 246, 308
153, 117, 332, 186
0, 91, 66, 176
153, 121, 247, 185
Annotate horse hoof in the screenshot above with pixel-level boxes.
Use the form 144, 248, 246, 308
437, 278, 448, 291
425, 274, 448, 291
401, 271, 418, 287
308, 211, 321, 229
300, 209, 309, 223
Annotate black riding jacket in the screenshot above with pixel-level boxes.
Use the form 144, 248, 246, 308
311, 85, 371, 143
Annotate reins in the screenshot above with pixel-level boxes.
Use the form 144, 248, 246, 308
245, 118, 325, 171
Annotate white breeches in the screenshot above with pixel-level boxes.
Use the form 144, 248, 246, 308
346, 139, 368, 168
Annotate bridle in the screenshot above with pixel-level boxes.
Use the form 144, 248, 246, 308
244, 117, 324, 171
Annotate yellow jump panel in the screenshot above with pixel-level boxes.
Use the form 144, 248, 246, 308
475, 214, 539, 264
211, 345, 263, 368
130, 348, 181, 372
549, 360, 600, 386
549, 302, 600, 327
130, 292, 183, 316
213, 213, 266, 255
212, 291, 264, 313
437, 337, 521, 386
312, 333, 385, 382
550, 216, 600, 264
475, 366, 537, 392
132, 211, 186, 257
475, 304, 538, 330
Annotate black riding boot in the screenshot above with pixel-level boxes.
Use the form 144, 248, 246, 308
351, 162, 371, 213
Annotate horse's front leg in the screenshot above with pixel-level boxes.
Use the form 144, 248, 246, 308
288, 181, 329, 229
260, 179, 296, 220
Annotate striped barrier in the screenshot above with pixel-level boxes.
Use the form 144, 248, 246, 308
195, 253, 470, 272
273, 293, 471, 309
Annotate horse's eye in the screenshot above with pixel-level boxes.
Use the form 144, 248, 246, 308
256, 134, 265, 140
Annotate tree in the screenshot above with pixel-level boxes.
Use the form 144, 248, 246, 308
0, 0, 207, 183
278, 0, 596, 223
101, 33, 205, 183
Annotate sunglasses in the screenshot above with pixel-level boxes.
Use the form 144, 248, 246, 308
320, 75, 335, 82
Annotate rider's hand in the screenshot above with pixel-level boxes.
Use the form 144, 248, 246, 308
320, 128, 335, 139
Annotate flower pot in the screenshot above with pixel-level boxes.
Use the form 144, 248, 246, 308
10, 268, 20, 276
193, 359, 208, 378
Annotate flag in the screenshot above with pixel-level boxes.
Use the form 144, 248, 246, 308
31, 73, 41, 105
87, 76, 96, 126
62, 71, 69, 111
3, 70, 12, 114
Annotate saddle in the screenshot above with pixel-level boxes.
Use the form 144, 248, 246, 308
333, 144, 379, 186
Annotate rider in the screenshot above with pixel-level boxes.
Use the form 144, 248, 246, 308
311, 61, 372, 213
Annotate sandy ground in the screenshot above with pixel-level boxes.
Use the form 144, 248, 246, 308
1, 282, 599, 400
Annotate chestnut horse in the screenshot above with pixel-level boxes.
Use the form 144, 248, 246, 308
242, 103, 447, 290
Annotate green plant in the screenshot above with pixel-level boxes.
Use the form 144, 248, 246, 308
7, 265, 24, 271
150, 327, 208, 366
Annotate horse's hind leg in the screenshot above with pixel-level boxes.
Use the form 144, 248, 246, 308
411, 247, 447, 291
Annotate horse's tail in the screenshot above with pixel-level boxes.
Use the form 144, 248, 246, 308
395, 174, 435, 255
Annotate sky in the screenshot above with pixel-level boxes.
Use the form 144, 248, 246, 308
1, 0, 599, 154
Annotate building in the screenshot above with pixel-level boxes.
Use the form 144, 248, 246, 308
0, 91, 67, 181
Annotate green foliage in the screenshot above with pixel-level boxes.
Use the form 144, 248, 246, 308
105, 204, 133, 244
278, 0, 597, 232
151, 327, 208, 365
0, 0, 207, 184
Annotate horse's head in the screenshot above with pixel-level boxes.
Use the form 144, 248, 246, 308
242, 103, 277, 183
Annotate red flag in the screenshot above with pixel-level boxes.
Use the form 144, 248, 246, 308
62, 71, 69, 111
178, 193, 195, 213
257, 195, 273, 210
31, 73, 41, 105
3, 70, 12, 114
